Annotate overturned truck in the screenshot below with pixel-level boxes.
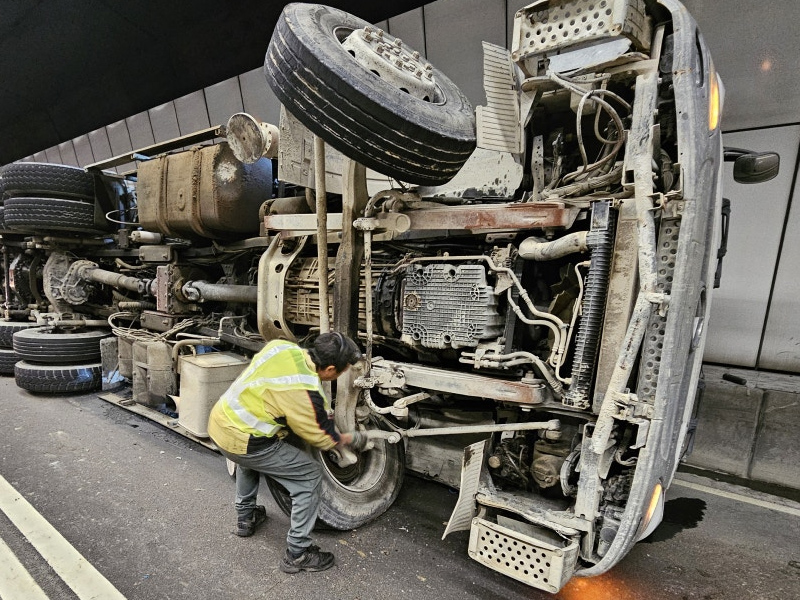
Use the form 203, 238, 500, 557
0, 0, 779, 593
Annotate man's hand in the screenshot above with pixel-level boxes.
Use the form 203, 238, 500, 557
348, 431, 368, 452
338, 431, 368, 452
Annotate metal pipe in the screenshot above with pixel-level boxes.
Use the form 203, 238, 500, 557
80, 265, 147, 294
519, 231, 588, 261
555, 261, 590, 383
36, 319, 109, 328
460, 351, 563, 398
365, 419, 561, 444
118, 301, 156, 310
314, 135, 330, 332
171, 337, 220, 365
182, 281, 257, 304
42, 236, 108, 246
363, 228, 374, 366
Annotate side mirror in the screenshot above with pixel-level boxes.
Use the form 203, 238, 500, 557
723, 147, 780, 184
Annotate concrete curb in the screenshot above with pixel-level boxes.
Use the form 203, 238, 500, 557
685, 365, 800, 491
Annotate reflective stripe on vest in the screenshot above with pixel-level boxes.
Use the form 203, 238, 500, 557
219, 341, 323, 438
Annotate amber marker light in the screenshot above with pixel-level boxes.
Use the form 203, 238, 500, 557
642, 482, 663, 534
708, 70, 721, 131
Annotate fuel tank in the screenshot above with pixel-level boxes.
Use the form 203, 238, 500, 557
137, 142, 272, 239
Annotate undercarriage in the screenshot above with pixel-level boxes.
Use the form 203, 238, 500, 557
0, 0, 779, 593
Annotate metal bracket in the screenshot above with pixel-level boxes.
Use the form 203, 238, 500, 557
610, 390, 654, 421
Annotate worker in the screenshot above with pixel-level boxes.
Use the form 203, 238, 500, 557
207, 331, 368, 573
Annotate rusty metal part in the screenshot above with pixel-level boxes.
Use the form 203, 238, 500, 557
370, 359, 550, 405
136, 142, 272, 240
374, 201, 580, 233
264, 201, 579, 236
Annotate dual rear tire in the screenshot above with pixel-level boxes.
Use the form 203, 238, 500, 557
11, 327, 110, 394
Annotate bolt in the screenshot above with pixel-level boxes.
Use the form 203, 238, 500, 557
394, 37, 402, 46
395, 59, 403, 68
412, 50, 420, 59
376, 29, 384, 38
425, 63, 433, 71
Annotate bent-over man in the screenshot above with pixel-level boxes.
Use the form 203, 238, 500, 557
208, 332, 367, 573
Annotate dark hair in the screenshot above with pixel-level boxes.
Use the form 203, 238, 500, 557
307, 332, 362, 373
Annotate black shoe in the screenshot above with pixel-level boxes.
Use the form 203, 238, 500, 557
234, 505, 267, 537
279, 544, 335, 573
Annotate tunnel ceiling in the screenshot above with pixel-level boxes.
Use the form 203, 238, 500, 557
0, 0, 429, 165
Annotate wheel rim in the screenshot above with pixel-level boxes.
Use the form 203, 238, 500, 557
339, 26, 442, 104
320, 439, 392, 493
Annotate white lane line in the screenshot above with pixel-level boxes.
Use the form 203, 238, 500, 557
0, 474, 127, 600
0, 535, 50, 600
673, 478, 800, 518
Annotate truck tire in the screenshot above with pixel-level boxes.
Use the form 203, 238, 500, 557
14, 361, 102, 393
0, 163, 95, 200
264, 3, 475, 186
0, 348, 19, 375
0, 321, 40, 348
266, 431, 405, 530
12, 328, 111, 364
3, 197, 108, 233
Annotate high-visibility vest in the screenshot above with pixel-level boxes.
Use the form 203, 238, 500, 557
216, 340, 327, 438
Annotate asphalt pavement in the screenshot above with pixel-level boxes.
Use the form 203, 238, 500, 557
1, 377, 799, 600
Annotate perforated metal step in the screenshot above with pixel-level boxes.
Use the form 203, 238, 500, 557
511, 0, 651, 63
468, 517, 579, 593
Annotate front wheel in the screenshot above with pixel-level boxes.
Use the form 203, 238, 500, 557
266, 434, 405, 530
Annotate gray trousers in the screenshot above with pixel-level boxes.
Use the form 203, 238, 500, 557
219, 439, 322, 554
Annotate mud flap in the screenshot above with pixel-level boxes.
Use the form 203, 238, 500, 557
442, 439, 488, 539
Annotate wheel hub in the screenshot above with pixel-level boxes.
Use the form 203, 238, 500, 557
341, 26, 437, 102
